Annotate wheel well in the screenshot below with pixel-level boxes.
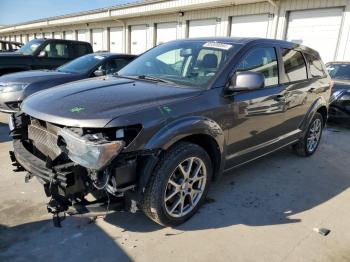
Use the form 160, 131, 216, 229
317, 106, 327, 126
177, 134, 221, 178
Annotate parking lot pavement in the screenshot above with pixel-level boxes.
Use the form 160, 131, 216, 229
0, 112, 349, 262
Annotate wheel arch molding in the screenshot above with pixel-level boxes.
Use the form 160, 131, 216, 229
144, 116, 226, 178
300, 96, 328, 132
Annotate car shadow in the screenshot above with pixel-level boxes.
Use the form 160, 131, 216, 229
104, 139, 350, 233
0, 217, 132, 262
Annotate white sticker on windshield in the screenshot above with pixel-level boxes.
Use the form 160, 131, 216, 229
203, 42, 232, 50
94, 55, 104, 60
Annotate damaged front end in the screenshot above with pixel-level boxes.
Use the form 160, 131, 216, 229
9, 113, 155, 226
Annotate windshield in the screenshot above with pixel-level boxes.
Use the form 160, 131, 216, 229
118, 40, 241, 88
327, 63, 350, 80
17, 39, 44, 55
57, 54, 104, 73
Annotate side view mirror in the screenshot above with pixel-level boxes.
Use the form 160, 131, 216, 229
94, 69, 105, 77
38, 50, 47, 57
228, 71, 265, 92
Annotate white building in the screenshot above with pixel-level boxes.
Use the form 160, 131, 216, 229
0, 0, 350, 62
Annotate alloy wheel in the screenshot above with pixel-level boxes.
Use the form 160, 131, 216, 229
164, 157, 207, 218
306, 118, 322, 153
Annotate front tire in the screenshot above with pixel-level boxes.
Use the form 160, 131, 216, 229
293, 112, 324, 157
140, 142, 212, 226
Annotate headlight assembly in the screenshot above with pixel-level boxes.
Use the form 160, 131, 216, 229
0, 82, 29, 93
58, 128, 125, 170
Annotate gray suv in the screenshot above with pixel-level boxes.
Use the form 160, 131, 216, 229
9, 38, 331, 226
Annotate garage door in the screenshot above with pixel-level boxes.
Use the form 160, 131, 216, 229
231, 14, 270, 38
53, 32, 62, 39
77, 30, 89, 42
156, 22, 177, 45
36, 33, 43, 39
286, 8, 343, 63
28, 34, 35, 41
130, 25, 147, 55
110, 27, 123, 53
189, 19, 217, 38
65, 31, 74, 40
92, 29, 104, 52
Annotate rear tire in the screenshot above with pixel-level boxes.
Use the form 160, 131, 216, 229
140, 142, 212, 227
293, 112, 323, 157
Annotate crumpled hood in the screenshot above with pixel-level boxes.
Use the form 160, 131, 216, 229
22, 76, 201, 128
0, 70, 76, 84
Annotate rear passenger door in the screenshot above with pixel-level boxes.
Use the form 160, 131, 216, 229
226, 46, 288, 166
280, 49, 316, 133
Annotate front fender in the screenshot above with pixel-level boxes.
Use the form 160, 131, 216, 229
144, 116, 225, 153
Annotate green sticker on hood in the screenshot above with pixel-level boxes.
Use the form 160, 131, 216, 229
70, 107, 85, 113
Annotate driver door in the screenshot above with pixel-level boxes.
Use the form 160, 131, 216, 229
225, 46, 289, 167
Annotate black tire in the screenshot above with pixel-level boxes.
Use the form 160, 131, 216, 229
293, 112, 324, 157
140, 142, 212, 226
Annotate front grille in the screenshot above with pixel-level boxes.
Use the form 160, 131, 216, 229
28, 119, 62, 160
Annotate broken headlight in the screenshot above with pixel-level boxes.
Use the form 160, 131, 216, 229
58, 128, 125, 170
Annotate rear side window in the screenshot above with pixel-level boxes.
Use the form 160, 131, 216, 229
282, 49, 307, 82
236, 47, 279, 87
72, 44, 90, 57
44, 42, 69, 58
304, 53, 326, 78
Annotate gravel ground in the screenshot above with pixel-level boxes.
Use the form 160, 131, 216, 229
0, 112, 349, 262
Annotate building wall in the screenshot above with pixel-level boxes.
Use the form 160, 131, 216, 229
1, 0, 350, 61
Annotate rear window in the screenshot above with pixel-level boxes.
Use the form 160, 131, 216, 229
72, 44, 90, 57
305, 53, 326, 78
282, 49, 307, 82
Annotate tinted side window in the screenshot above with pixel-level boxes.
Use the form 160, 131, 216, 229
103, 58, 133, 74
237, 47, 278, 87
112, 58, 133, 71
44, 42, 69, 58
305, 53, 326, 78
72, 44, 90, 57
282, 49, 307, 82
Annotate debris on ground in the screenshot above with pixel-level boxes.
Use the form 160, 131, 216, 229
313, 228, 331, 236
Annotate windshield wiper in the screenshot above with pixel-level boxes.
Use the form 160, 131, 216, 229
113, 73, 177, 85
137, 75, 175, 84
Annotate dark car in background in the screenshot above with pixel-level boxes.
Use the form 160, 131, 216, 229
0, 40, 23, 52
326, 62, 350, 120
0, 53, 136, 112
9, 38, 331, 226
0, 38, 93, 76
